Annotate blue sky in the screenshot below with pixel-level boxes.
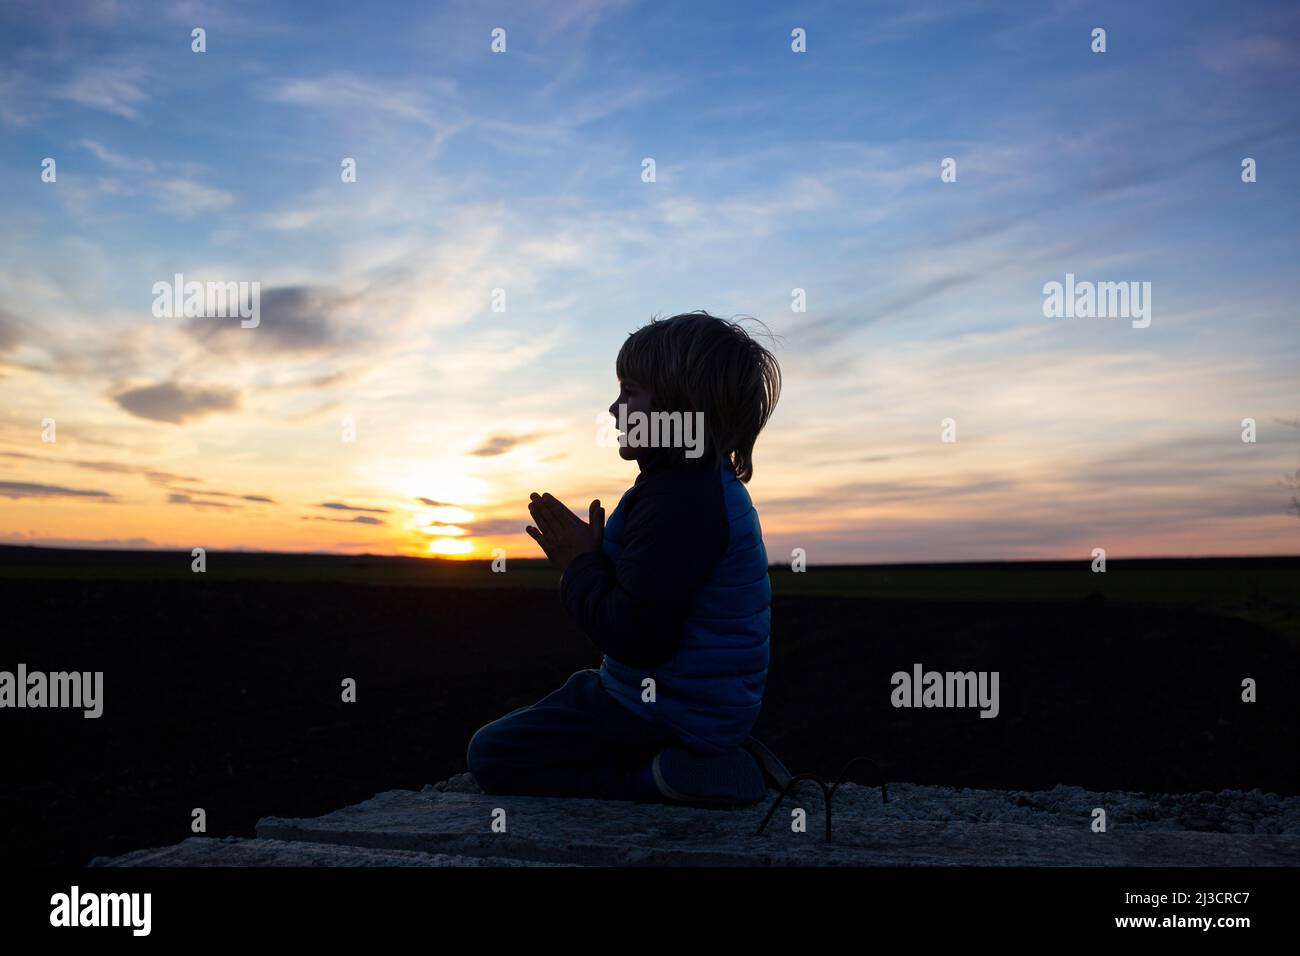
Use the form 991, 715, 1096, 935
1, 0, 1298, 561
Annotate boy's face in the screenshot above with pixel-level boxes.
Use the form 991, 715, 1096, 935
608, 376, 652, 461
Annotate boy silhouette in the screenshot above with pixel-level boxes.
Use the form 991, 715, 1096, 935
466, 311, 788, 805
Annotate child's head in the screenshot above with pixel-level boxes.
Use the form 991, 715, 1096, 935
609, 311, 780, 482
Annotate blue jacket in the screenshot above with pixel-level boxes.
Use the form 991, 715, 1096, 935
560, 457, 771, 754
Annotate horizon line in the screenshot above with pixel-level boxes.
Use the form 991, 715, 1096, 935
2, 542, 1297, 568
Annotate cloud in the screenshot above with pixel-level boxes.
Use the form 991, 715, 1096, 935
63, 459, 138, 474
303, 515, 385, 525
0, 451, 210, 484
80, 138, 155, 172
471, 433, 543, 457
187, 286, 345, 355
156, 177, 235, 216
0, 308, 21, 352
144, 470, 204, 484
533, 0, 633, 42
305, 369, 356, 389
0, 480, 111, 500
266, 72, 457, 131
763, 478, 1019, 514
317, 501, 388, 514
1200, 33, 1300, 73
259, 207, 328, 232
167, 493, 237, 509
56, 62, 148, 119
764, 476, 1296, 564
112, 381, 241, 424
0, 68, 41, 127
464, 517, 528, 536
157, 0, 293, 35
164, 487, 274, 503
0, 534, 158, 549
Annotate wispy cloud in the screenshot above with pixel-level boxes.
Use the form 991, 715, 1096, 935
317, 502, 388, 514
156, 178, 236, 216
471, 434, 544, 457
304, 514, 385, 525
0, 480, 112, 500
0, 534, 159, 549
266, 72, 459, 131
55, 61, 148, 119
80, 138, 155, 172
167, 492, 238, 509
1200, 32, 1300, 73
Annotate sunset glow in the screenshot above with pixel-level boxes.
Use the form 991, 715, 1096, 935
1, 1, 1297, 563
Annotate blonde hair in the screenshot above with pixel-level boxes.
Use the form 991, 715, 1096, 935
615, 311, 781, 482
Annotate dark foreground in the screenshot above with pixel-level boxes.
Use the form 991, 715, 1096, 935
2, 547, 1297, 866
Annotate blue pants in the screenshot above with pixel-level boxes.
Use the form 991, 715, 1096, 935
466, 669, 680, 800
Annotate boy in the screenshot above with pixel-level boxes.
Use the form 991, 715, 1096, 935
466, 311, 787, 805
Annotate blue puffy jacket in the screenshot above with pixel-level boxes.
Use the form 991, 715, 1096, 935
559, 457, 771, 754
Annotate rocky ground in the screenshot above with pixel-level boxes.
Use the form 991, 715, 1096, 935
92, 774, 1300, 867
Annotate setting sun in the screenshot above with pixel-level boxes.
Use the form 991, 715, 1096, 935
427, 538, 475, 556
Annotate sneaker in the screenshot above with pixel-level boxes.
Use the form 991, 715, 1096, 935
651, 745, 768, 806
742, 735, 793, 791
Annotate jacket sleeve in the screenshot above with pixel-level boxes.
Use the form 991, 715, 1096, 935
559, 480, 728, 669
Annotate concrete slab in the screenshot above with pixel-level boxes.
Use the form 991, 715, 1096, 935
92, 777, 1300, 866
91, 836, 573, 867
249, 779, 1300, 866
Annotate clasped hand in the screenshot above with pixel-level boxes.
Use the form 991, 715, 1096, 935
526, 492, 604, 571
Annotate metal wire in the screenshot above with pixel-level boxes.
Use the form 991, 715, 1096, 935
754, 756, 889, 843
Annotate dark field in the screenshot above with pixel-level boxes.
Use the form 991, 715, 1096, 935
2, 546, 1298, 867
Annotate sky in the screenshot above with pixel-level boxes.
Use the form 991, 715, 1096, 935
0, 0, 1297, 563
